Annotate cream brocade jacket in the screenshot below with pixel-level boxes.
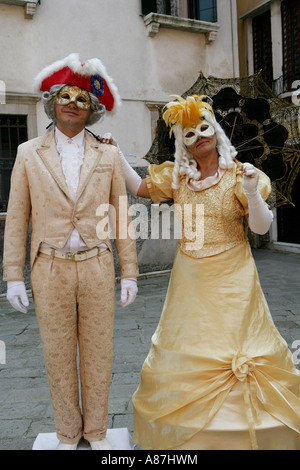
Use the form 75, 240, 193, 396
3, 130, 139, 282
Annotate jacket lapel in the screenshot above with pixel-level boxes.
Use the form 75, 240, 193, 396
36, 129, 103, 202
75, 131, 103, 201
36, 129, 71, 198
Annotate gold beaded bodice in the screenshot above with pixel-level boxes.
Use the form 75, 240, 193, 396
173, 167, 248, 258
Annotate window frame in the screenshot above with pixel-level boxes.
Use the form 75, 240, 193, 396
187, 0, 218, 23
141, 0, 219, 40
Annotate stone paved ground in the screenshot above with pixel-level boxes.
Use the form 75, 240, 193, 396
0, 248, 299, 450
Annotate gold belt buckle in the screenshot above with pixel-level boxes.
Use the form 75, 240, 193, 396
66, 252, 77, 261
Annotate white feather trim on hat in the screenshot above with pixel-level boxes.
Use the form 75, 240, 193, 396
33, 53, 121, 115
33, 53, 79, 93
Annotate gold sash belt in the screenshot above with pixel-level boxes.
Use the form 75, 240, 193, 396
39, 245, 108, 262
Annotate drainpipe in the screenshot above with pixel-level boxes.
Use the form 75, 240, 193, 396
230, 0, 239, 77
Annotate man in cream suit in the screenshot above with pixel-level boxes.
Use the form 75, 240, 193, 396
3, 54, 139, 450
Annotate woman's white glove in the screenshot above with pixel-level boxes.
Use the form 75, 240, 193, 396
120, 278, 138, 307
241, 163, 273, 235
7, 281, 29, 313
241, 162, 259, 197
100, 133, 142, 196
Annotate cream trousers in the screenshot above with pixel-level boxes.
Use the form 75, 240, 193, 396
31, 248, 116, 444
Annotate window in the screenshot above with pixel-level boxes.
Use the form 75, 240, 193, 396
281, 0, 300, 90
141, 0, 157, 15
0, 115, 27, 212
142, 0, 217, 21
141, 0, 173, 16
165, 0, 171, 15
252, 10, 273, 88
187, 0, 217, 23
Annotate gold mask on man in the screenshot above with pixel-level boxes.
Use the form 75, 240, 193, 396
55, 85, 91, 110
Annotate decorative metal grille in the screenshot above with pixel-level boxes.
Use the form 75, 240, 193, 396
0, 115, 28, 212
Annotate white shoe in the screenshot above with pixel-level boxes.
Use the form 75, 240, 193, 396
56, 441, 79, 450
90, 438, 114, 450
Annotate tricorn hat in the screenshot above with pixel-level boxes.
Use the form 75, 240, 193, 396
33, 53, 121, 114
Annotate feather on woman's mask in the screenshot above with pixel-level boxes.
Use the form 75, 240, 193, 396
163, 95, 215, 135
163, 95, 216, 146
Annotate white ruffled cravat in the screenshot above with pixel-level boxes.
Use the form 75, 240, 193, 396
55, 127, 85, 202
55, 128, 87, 252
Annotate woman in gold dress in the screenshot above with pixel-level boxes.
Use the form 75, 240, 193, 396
117, 95, 300, 450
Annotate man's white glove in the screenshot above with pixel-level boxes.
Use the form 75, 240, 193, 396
120, 278, 138, 307
7, 281, 29, 313
100, 133, 142, 196
241, 163, 273, 235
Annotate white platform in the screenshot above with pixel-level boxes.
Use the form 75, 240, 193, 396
32, 428, 134, 450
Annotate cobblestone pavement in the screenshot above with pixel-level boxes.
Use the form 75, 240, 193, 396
0, 248, 299, 450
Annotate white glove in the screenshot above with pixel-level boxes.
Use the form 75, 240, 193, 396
241, 163, 273, 235
7, 281, 29, 313
241, 162, 259, 198
100, 133, 142, 196
99, 132, 117, 146
120, 278, 138, 307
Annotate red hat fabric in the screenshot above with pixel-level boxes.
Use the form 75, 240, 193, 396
33, 53, 121, 114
